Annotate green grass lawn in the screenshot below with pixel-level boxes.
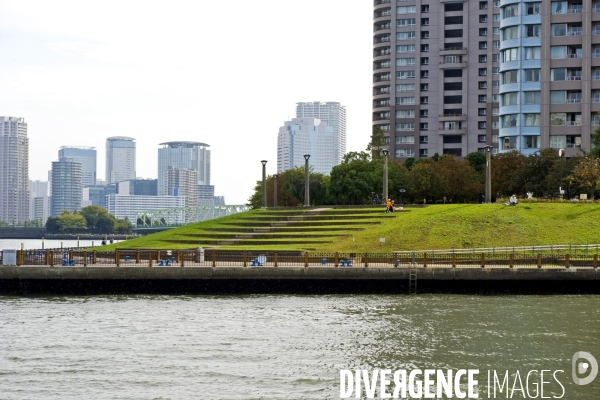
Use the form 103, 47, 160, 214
107, 204, 600, 252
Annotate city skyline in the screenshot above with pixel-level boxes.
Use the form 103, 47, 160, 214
0, 1, 373, 205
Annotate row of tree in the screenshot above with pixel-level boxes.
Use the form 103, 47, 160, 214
248, 132, 600, 207
45, 206, 133, 234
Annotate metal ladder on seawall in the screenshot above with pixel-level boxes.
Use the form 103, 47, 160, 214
409, 268, 417, 295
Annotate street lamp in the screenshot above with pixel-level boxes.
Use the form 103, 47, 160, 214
382, 149, 390, 201
273, 174, 278, 207
484, 146, 493, 204
303, 155, 311, 207
559, 148, 565, 197
261, 160, 267, 208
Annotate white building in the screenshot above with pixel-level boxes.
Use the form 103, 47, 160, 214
106, 137, 136, 184
106, 195, 185, 222
0, 116, 29, 223
157, 141, 210, 195
58, 146, 97, 187
277, 117, 337, 175
29, 180, 49, 222
296, 102, 346, 164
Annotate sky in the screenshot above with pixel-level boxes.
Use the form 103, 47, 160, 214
0, 0, 373, 205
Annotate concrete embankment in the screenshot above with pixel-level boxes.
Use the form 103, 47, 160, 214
0, 266, 597, 295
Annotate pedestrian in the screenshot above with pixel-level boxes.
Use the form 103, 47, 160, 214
390, 200, 395, 212
385, 197, 392, 213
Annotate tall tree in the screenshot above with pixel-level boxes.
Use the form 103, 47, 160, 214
366, 126, 386, 159
567, 155, 600, 200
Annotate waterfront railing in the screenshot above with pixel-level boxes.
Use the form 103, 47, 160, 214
3, 249, 599, 269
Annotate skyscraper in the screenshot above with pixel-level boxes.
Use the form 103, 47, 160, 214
373, 1, 501, 158
106, 137, 136, 184
157, 141, 210, 195
277, 117, 337, 174
0, 116, 29, 224
58, 146, 97, 186
296, 102, 347, 164
497, 1, 595, 155
50, 159, 82, 216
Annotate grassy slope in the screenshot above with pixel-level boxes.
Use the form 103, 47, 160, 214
108, 204, 600, 252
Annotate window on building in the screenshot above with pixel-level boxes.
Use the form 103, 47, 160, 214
502, 4, 518, 18
503, 136, 517, 150
551, 24, 567, 37
480, 15, 488, 23
396, 84, 415, 92
396, 110, 415, 118
502, 70, 518, 84
492, 67, 500, 75
421, 57, 429, 65
480, 28, 488, 36
445, 2, 463, 11
395, 124, 415, 132
396, 70, 416, 79
421, 31, 430, 39
420, 83, 429, 91
524, 136, 541, 149
550, 91, 566, 104
524, 92, 541, 105
479, 68, 487, 76
396, 58, 416, 66
421, 44, 429, 52
397, 18, 417, 27
493, 27, 500, 35
420, 149, 428, 157
479, 95, 487, 103
524, 69, 541, 82
492, 122, 499, 130
420, 110, 428, 117
421, 5, 429, 13
396, 97, 416, 105
479, 41, 488, 49
445, 16, 463, 25
502, 26, 519, 40
479, 55, 488, 63
551, 1, 566, 14
397, 6, 416, 14
397, 31, 416, 40
501, 92, 518, 106
492, 81, 499, 88
421, 70, 429, 78
524, 114, 541, 126
445, 29, 463, 38
420, 97, 429, 104
396, 45, 416, 53
493, 40, 500, 49
524, 47, 541, 60
444, 69, 462, 78
492, 54, 500, 62
492, 134, 499, 142
478, 135, 487, 142
502, 114, 518, 128
502, 48, 518, 62
526, 2, 541, 15
525, 25, 541, 38
479, 81, 488, 89
444, 95, 462, 104
479, 122, 487, 129
479, 108, 487, 116
551, 46, 567, 59
420, 123, 428, 130
480, 2, 488, 10
421, 18, 430, 26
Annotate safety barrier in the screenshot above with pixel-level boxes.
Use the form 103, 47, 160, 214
3, 249, 599, 269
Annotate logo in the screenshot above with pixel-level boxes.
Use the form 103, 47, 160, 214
572, 351, 598, 385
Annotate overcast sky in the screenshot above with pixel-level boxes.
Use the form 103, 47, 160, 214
0, 1, 373, 205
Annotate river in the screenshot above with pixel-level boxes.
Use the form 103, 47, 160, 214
0, 295, 598, 399
0, 239, 123, 251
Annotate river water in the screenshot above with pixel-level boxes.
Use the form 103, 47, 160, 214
0, 295, 598, 399
0, 239, 122, 251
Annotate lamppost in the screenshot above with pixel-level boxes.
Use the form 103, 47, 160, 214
559, 148, 565, 197
303, 155, 310, 207
484, 146, 493, 203
382, 149, 390, 201
273, 174, 278, 207
261, 160, 267, 208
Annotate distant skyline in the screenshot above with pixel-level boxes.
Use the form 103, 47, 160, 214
0, 1, 372, 204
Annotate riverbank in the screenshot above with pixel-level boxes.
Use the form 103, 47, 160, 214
0, 227, 136, 240
1, 266, 597, 295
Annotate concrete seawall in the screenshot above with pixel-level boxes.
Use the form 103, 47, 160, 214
0, 266, 598, 295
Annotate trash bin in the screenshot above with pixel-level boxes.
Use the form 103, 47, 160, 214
2, 250, 16, 266
198, 247, 205, 263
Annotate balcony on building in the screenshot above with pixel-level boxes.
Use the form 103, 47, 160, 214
374, 34, 391, 45
439, 55, 467, 69
374, 8, 392, 20
567, 91, 582, 103
374, 0, 391, 6
374, 22, 391, 32
373, 73, 391, 83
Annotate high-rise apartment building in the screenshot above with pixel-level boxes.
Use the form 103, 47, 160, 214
373, 1, 502, 159
157, 142, 210, 195
498, 1, 598, 156
50, 159, 82, 216
296, 102, 347, 163
277, 117, 337, 174
0, 116, 29, 223
106, 137, 136, 184
58, 146, 97, 186
117, 179, 158, 196
164, 167, 198, 208
29, 180, 49, 222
